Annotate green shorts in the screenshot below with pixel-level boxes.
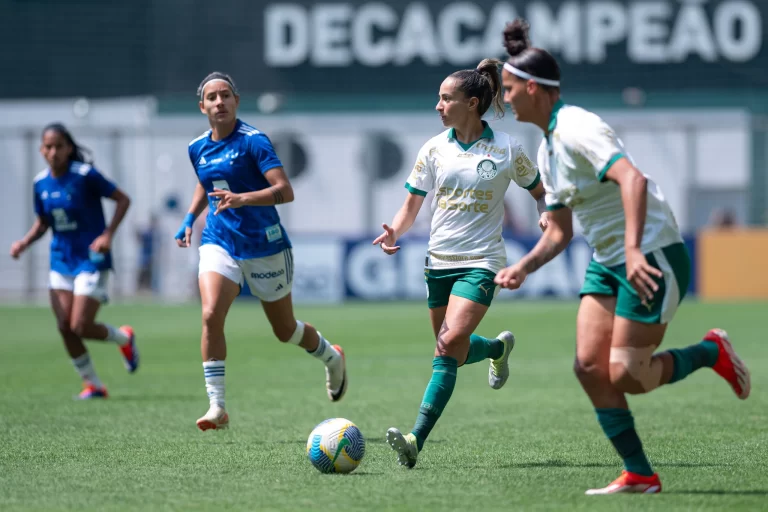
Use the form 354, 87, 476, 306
425, 267, 498, 309
580, 242, 691, 324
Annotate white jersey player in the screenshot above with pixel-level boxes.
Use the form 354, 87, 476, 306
373, 58, 549, 469
495, 18, 750, 495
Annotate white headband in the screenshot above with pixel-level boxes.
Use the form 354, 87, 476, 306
200, 78, 237, 99
503, 62, 560, 87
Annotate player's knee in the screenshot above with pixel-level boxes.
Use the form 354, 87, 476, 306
573, 356, 603, 383
201, 305, 225, 330
609, 346, 662, 394
70, 319, 89, 338
57, 319, 74, 337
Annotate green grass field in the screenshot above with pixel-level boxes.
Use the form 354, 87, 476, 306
1, 300, 766, 511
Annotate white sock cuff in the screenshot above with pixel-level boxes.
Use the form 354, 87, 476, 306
287, 320, 305, 345
203, 360, 225, 369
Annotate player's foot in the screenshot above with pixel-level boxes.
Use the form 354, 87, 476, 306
585, 470, 662, 495
196, 405, 229, 431
705, 328, 751, 399
76, 384, 108, 400
386, 428, 418, 468
326, 345, 347, 402
118, 325, 139, 373
489, 331, 515, 390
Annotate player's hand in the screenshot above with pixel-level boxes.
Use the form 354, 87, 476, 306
372, 223, 400, 255
494, 263, 528, 290
9, 240, 26, 259
538, 212, 549, 232
175, 213, 195, 248
625, 247, 663, 305
209, 188, 244, 215
90, 233, 112, 253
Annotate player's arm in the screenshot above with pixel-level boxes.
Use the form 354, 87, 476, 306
10, 216, 49, 259
104, 188, 131, 238
494, 207, 573, 289
175, 182, 208, 247
603, 158, 662, 300
217, 166, 294, 209
527, 180, 549, 231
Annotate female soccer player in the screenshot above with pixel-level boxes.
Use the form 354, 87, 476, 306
10, 123, 138, 399
176, 72, 347, 431
494, 19, 751, 494
374, 58, 548, 468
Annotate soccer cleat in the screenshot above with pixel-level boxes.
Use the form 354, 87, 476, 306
705, 328, 751, 399
196, 405, 229, 431
585, 470, 662, 495
489, 331, 516, 390
76, 384, 108, 400
326, 345, 348, 402
118, 325, 139, 373
386, 428, 419, 469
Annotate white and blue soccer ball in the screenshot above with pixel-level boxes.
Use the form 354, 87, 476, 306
306, 418, 365, 474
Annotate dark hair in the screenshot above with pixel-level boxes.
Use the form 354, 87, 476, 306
197, 71, 239, 100
41, 123, 93, 164
503, 18, 561, 90
449, 58, 505, 119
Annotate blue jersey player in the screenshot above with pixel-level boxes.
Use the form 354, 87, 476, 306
175, 72, 348, 431
10, 123, 139, 399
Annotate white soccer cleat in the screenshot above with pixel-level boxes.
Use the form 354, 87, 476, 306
196, 404, 229, 431
489, 331, 515, 390
326, 345, 348, 402
386, 428, 419, 468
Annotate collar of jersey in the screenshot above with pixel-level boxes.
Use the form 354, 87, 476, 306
546, 99, 565, 135
447, 121, 494, 143
208, 119, 242, 143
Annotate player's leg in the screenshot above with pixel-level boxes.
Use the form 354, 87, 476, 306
387, 293, 488, 468
425, 269, 511, 386
247, 249, 346, 402
614, 244, 750, 398
49, 283, 107, 399
196, 245, 243, 430
69, 272, 139, 373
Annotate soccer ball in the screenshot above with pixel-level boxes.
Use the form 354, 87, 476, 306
306, 418, 365, 474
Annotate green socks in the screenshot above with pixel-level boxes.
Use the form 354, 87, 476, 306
596, 408, 654, 477
464, 334, 504, 365
667, 341, 719, 384
411, 356, 458, 451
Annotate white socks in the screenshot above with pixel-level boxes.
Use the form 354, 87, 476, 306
72, 353, 103, 388
203, 361, 225, 408
105, 324, 130, 346
309, 332, 340, 366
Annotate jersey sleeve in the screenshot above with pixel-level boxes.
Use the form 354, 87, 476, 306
85, 167, 117, 198
247, 133, 283, 175
536, 142, 565, 212
404, 142, 435, 196
508, 143, 540, 191
561, 116, 625, 182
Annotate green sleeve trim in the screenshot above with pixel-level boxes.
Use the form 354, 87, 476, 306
597, 153, 625, 182
523, 172, 541, 191
547, 203, 566, 211
405, 182, 428, 196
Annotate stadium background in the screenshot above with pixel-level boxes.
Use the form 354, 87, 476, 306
1, 0, 767, 304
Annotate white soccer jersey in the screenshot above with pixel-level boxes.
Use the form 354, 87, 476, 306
538, 101, 683, 266
406, 122, 539, 272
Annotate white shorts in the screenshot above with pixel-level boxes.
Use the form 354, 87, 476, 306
198, 244, 293, 302
49, 270, 110, 303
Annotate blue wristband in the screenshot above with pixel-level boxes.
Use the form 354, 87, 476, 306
174, 213, 195, 240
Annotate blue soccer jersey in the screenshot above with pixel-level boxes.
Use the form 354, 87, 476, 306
33, 161, 117, 274
188, 120, 291, 259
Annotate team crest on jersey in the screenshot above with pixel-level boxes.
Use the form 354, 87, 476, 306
476, 159, 498, 180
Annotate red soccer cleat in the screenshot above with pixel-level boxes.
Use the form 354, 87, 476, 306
705, 328, 751, 399
585, 470, 662, 495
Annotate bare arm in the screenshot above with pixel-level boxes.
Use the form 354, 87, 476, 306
603, 157, 646, 251
211, 167, 294, 210
372, 192, 426, 254
188, 182, 209, 217
11, 217, 49, 258
519, 206, 573, 274
104, 188, 131, 237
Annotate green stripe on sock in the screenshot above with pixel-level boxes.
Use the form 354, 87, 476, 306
412, 356, 458, 451
464, 334, 504, 365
